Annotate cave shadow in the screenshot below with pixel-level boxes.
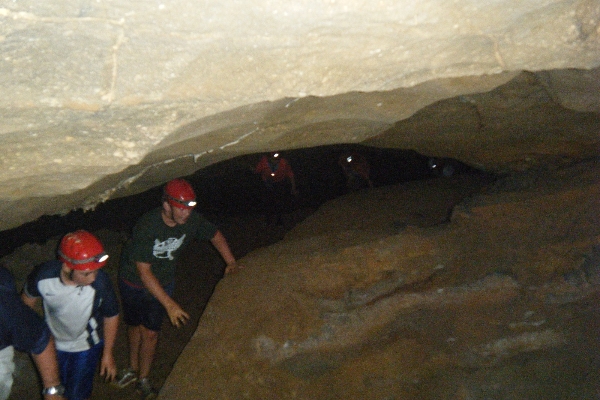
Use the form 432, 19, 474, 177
0, 145, 488, 258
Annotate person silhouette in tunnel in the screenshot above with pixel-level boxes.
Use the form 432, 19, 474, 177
338, 152, 373, 192
427, 157, 457, 177
254, 152, 299, 225
115, 178, 240, 399
0, 266, 65, 400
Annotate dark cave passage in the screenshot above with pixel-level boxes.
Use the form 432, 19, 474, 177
0, 144, 487, 259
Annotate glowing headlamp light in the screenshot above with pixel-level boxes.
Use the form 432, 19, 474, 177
169, 196, 197, 208
59, 251, 109, 265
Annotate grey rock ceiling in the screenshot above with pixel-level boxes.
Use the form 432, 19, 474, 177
1, 0, 599, 231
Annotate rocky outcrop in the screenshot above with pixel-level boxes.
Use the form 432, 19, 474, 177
1, 0, 599, 231
159, 159, 600, 399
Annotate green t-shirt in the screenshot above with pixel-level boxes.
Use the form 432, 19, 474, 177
119, 208, 218, 286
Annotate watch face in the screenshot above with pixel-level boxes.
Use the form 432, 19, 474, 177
44, 384, 65, 395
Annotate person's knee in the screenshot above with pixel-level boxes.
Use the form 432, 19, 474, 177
140, 326, 159, 342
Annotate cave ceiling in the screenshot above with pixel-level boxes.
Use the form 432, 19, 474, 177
1, 0, 599, 231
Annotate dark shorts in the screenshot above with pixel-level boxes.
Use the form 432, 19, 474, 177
119, 279, 174, 332
57, 342, 103, 400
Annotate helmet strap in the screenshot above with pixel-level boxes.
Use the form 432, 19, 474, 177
161, 203, 178, 227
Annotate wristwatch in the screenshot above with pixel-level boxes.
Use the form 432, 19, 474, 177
42, 384, 65, 396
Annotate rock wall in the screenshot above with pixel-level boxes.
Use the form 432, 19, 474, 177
1, 0, 599, 231
159, 159, 600, 399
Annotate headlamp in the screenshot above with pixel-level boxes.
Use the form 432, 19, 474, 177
168, 196, 197, 208
59, 251, 109, 265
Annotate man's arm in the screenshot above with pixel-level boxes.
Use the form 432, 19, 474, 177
254, 156, 267, 175
136, 262, 189, 327
99, 315, 118, 381
210, 230, 240, 274
289, 174, 299, 195
281, 159, 298, 195
21, 291, 39, 309
31, 337, 65, 400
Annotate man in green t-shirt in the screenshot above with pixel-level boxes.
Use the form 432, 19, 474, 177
115, 178, 240, 398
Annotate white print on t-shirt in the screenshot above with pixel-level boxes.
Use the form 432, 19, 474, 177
153, 234, 186, 260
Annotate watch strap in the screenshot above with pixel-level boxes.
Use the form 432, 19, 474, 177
42, 384, 65, 396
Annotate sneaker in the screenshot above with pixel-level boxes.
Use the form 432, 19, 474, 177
113, 367, 138, 388
135, 378, 158, 399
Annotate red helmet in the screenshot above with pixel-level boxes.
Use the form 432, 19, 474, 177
58, 230, 108, 271
164, 179, 197, 209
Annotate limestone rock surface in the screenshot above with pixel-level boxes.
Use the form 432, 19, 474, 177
1, 0, 599, 231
